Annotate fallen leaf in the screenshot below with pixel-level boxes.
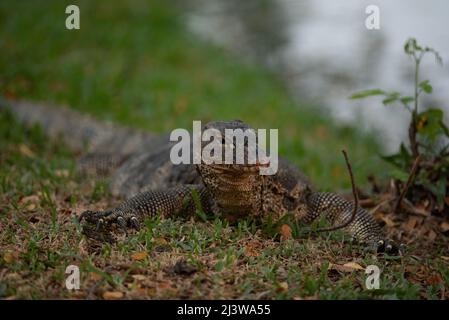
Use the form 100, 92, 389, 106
132, 251, 148, 261
102, 291, 124, 300
426, 274, 443, 286
157, 281, 171, 291
25, 203, 36, 211
405, 217, 418, 231
131, 275, 146, 281
55, 169, 69, 178
18, 144, 34, 157
19, 195, 40, 211
440, 222, 449, 233
330, 263, 359, 273
244, 245, 260, 257
276, 282, 289, 293
381, 216, 395, 227
440, 256, 449, 261
280, 224, 292, 241
445, 197, 449, 207
414, 202, 431, 216
428, 230, 437, 242
90, 272, 103, 281
126, 287, 149, 298
153, 238, 168, 246
20, 195, 40, 205
409, 206, 430, 216
342, 262, 365, 270
3, 251, 18, 264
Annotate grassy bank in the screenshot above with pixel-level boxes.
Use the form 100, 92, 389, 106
1, 1, 447, 299
0, 0, 387, 190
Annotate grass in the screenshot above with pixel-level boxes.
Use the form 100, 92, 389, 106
0, 0, 389, 190
0, 0, 448, 299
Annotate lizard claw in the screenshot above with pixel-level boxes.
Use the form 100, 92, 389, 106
95, 218, 105, 231
116, 216, 127, 229
129, 216, 140, 229
78, 210, 96, 223
78, 209, 141, 235
376, 239, 405, 255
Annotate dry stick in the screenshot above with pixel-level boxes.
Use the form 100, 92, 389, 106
307, 150, 359, 233
394, 155, 421, 213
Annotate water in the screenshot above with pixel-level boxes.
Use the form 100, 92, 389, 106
187, 0, 449, 152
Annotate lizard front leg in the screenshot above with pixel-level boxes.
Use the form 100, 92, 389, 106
79, 185, 212, 234
304, 192, 401, 254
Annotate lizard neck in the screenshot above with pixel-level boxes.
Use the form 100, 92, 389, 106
197, 164, 265, 221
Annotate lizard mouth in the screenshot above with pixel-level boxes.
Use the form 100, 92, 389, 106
208, 161, 269, 174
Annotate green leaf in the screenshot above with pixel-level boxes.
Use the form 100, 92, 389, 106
420, 175, 448, 207
400, 96, 414, 105
382, 92, 401, 106
419, 80, 433, 94
404, 38, 415, 54
349, 89, 385, 100
404, 38, 421, 54
381, 144, 412, 170
417, 108, 444, 142
389, 169, 410, 182
424, 47, 444, 66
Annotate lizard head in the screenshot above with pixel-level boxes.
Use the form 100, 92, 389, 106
196, 120, 268, 220
198, 120, 270, 173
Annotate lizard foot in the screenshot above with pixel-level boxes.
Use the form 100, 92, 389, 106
79, 209, 141, 233
372, 239, 405, 255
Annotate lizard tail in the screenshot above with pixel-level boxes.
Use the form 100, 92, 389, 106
0, 98, 163, 156
0, 98, 169, 179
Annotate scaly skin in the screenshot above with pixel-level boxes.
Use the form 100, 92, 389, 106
1, 101, 399, 253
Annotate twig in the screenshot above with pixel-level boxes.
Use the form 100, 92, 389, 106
394, 155, 421, 212
312, 150, 359, 233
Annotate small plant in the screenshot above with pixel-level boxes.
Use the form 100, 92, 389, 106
351, 38, 449, 214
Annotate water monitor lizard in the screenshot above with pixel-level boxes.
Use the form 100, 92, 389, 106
1, 100, 400, 253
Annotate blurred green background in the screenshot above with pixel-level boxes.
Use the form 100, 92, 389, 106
0, 0, 388, 190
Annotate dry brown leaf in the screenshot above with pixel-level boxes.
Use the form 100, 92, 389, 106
415, 202, 431, 216
244, 245, 260, 257
153, 238, 168, 246
280, 224, 292, 241
440, 222, 449, 233
26, 203, 36, 211
445, 197, 449, 206
126, 287, 149, 298
405, 217, 418, 231
276, 282, 289, 293
90, 272, 103, 281
373, 211, 384, 219
132, 251, 148, 261
20, 195, 40, 205
102, 291, 124, 300
428, 230, 437, 242
3, 251, 18, 264
426, 274, 443, 286
440, 256, 449, 261
131, 275, 146, 281
18, 144, 34, 157
55, 169, 69, 178
409, 206, 430, 216
381, 216, 396, 227
157, 281, 172, 291
330, 263, 360, 273
342, 262, 365, 270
